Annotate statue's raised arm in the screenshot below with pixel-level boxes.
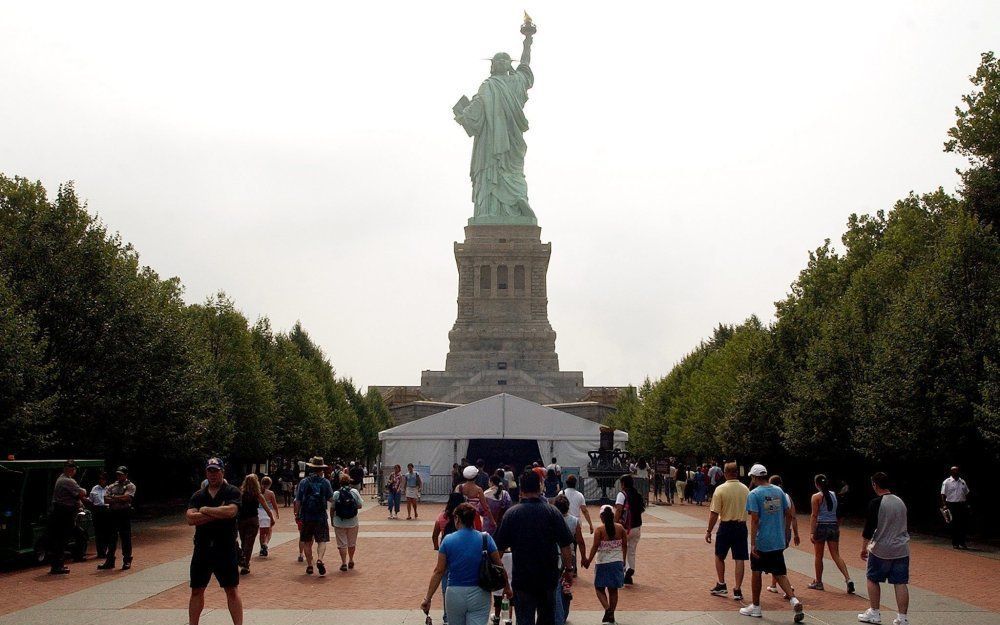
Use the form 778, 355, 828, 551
520, 12, 536, 67
452, 15, 538, 226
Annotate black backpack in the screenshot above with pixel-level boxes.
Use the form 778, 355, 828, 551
301, 478, 327, 516
334, 486, 358, 519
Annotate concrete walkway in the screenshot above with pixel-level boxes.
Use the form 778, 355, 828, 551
1, 504, 995, 625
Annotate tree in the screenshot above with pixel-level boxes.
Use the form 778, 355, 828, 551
0, 175, 229, 476
945, 51, 1000, 226
0, 273, 56, 454
188, 293, 277, 463
289, 322, 361, 459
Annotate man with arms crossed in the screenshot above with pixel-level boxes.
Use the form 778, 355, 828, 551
707, 462, 749, 602
739, 463, 804, 622
47, 459, 87, 574
186, 458, 243, 625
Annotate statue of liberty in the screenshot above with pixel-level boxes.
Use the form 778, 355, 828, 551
454, 15, 538, 225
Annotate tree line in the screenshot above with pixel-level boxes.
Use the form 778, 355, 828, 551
0, 176, 392, 496
609, 52, 999, 529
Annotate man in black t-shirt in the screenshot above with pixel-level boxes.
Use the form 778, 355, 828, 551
494, 471, 574, 625
186, 458, 243, 625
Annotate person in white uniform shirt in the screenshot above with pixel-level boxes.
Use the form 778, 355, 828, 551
89, 472, 110, 560
940, 466, 970, 550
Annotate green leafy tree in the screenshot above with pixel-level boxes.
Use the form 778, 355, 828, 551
188, 293, 277, 462
0, 273, 56, 454
0, 176, 229, 478
945, 51, 1000, 226
288, 322, 361, 459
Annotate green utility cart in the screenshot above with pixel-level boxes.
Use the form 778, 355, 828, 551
0, 459, 104, 565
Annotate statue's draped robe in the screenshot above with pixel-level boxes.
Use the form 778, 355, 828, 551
456, 64, 536, 221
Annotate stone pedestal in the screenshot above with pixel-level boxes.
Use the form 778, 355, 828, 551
420, 224, 585, 404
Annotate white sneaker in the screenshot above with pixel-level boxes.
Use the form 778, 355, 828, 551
739, 604, 763, 618
766, 585, 779, 593
892, 616, 908, 625
858, 608, 882, 624
790, 597, 804, 623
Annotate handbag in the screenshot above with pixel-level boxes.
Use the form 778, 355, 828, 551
477, 533, 506, 592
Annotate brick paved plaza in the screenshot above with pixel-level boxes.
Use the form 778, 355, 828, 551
2, 500, 997, 625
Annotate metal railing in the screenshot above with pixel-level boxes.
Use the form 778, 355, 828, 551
371, 471, 621, 504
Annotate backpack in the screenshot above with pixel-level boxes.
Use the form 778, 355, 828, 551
620, 495, 632, 531
620, 488, 645, 532
301, 478, 327, 515
334, 486, 358, 519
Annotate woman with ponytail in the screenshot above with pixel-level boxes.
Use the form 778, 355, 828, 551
808, 474, 854, 593
583, 505, 628, 625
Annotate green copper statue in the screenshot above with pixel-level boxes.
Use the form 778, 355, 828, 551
454, 15, 538, 225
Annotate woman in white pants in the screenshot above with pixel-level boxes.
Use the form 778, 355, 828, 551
614, 474, 646, 585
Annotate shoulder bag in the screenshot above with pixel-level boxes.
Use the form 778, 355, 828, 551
477, 532, 506, 592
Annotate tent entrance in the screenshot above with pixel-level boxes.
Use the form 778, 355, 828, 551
465, 439, 540, 476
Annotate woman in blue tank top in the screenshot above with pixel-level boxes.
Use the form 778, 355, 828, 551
808, 474, 855, 593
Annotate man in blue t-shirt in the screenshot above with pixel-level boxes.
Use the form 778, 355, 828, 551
740, 464, 804, 622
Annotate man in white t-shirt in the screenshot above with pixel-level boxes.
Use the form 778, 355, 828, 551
546, 457, 562, 485
667, 462, 678, 505
559, 474, 593, 533
940, 466, 970, 549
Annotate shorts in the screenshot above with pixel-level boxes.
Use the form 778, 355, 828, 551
334, 525, 359, 549
813, 522, 840, 543
750, 548, 787, 576
299, 520, 330, 543
405, 486, 419, 499
594, 561, 625, 589
866, 554, 909, 584
258, 508, 272, 528
715, 521, 749, 561
190, 543, 240, 589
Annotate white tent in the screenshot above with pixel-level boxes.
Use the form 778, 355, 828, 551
378, 393, 628, 478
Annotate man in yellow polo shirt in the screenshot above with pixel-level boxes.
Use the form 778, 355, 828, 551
706, 462, 750, 601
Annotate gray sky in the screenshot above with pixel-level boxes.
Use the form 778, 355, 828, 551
2, 2, 997, 390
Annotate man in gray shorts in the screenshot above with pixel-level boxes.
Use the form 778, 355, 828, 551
859, 472, 910, 625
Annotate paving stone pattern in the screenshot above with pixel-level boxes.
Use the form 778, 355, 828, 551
1, 501, 996, 625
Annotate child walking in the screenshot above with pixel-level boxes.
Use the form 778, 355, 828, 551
583, 505, 628, 625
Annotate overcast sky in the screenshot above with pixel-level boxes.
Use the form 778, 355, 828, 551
2, 2, 997, 390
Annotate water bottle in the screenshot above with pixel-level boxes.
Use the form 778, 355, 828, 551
501, 597, 511, 625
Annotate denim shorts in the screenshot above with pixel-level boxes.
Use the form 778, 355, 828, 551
814, 522, 840, 543
866, 554, 909, 584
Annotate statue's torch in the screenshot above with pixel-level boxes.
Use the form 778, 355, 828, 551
521, 11, 537, 36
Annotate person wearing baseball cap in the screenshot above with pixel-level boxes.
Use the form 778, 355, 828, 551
98, 465, 137, 571
47, 459, 88, 574
740, 463, 804, 621
186, 457, 243, 625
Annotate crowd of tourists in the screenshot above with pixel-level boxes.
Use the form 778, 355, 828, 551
420, 457, 644, 625
41, 454, 972, 625
185, 455, 368, 625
